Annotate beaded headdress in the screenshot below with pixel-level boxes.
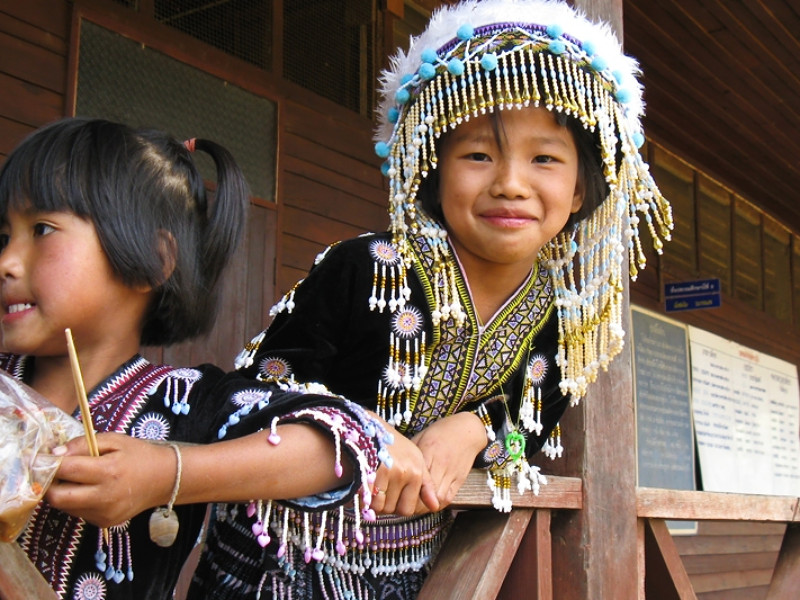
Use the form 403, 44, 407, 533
373, 0, 672, 401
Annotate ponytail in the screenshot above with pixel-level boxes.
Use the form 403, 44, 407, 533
191, 138, 249, 294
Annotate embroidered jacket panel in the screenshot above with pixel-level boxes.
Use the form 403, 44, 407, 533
241, 232, 569, 460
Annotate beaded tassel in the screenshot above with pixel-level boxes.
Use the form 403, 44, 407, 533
95, 523, 133, 584
477, 404, 496, 442
542, 424, 564, 460
234, 330, 265, 369
255, 506, 450, 582
520, 384, 543, 436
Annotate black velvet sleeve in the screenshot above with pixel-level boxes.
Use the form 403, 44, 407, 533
185, 367, 391, 512
238, 234, 396, 409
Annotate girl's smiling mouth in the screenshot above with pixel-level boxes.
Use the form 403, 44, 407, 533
480, 209, 537, 227
7, 302, 34, 314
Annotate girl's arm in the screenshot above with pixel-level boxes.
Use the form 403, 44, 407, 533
47, 417, 439, 527
47, 424, 349, 528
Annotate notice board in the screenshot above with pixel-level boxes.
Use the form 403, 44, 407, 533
631, 307, 696, 533
689, 327, 800, 496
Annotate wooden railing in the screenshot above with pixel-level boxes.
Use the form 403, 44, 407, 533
3, 474, 797, 600
419, 470, 800, 600
637, 488, 800, 600
419, 471, 582, 599
0, 541, 58, 600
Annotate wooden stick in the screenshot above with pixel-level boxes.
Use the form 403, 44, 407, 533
64, 328, 99, 457
64, 328, 107, 544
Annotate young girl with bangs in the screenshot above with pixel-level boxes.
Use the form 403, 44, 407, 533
0, 117, 398, 600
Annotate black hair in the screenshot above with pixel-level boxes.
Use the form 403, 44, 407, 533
417, 108, 608, 231
0, 117, 249, 346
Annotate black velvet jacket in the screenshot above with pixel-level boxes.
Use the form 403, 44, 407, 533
239, 231, 570, 468
1, 354, 381, 600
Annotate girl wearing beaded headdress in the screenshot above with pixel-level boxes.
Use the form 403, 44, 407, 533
193, 1, 671, 598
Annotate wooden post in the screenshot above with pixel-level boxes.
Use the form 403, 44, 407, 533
549, 338, 640, 600
549, 2, 638, 586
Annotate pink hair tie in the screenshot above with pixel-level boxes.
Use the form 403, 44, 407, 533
183, 138, 196, 153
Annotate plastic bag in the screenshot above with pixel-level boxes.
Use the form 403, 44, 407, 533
0, 371, 84, 541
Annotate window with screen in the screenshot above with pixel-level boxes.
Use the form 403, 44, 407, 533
76, 19, 277, 202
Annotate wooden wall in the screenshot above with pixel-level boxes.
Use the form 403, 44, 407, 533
677, 521, 786, 600
632, 269, 797, 599
278, 94, 387, 293
0, 1, 68, 160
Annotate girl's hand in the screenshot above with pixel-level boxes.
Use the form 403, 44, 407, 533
46, 433, 176, 528
411, 412, 487, 509
367, 413, 439, 517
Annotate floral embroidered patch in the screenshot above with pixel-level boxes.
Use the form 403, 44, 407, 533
131, 412, 170, 441
74, 571, 107, 600
369, 239, 400, 265
169, 367, 202, 383
231, 388, 271, 407
259, 356, 292, 380
527, 354, 549, 385
392, 306, 424, 338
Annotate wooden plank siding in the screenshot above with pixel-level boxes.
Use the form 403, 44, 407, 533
677, 522, 784, 599
0, 1, 69, 160
0, 0, 388, 365
277, 95, 387, 294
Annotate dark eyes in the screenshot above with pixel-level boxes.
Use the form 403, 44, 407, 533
33, 223, 55, 236
0, 223, 55, 251
466, 153, 556, 163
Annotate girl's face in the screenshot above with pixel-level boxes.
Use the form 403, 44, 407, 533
0, 205, 151, 358
437, 106, 584, 278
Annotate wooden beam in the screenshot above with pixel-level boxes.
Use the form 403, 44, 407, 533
498, 509, 553, 600
766, 523, 800, 600
643, 519, 698, 600
418, 509, 535, 600
0, 542, 57, 600
386, 0, 404, 18
451, 471, 582, 510
637, 488, 800, 522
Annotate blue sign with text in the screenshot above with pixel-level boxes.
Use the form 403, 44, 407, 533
664, 278, 721, 312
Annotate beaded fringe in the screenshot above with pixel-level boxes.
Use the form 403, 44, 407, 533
220, 503, 452, 600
